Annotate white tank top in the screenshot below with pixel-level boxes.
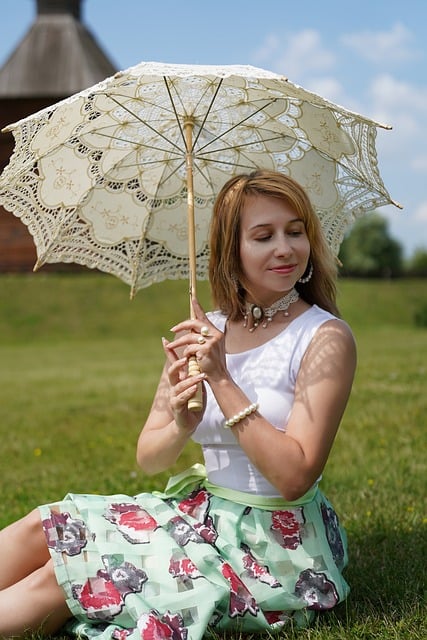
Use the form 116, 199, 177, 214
191, 305, 337, 497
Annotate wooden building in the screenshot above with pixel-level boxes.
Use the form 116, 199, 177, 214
0, 0, 117, 271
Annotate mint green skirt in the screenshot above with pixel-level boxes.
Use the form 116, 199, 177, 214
39, 465, 349, 639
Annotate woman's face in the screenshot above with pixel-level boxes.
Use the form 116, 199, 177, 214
239, 194, 311, 305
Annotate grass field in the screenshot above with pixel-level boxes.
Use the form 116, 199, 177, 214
0, 273, 426, 639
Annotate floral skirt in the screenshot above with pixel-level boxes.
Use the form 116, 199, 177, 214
39, 466, 349, 639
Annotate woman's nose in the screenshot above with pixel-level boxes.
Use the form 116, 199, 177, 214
274, 235, 292, 256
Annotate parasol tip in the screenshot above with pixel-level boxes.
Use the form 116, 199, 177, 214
33, 259, 43, 272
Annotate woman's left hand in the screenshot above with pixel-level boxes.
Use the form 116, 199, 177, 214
167, 298, 229, 383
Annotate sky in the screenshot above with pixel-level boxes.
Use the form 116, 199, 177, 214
0, 0, 426, 257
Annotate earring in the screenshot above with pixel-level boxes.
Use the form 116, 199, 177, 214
298, 262, 313, 284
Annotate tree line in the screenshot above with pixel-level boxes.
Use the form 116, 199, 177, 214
338, 213, 427, 278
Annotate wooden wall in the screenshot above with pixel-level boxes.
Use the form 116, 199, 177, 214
1, 97, 60, 271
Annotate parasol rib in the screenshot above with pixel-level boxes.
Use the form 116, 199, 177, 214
196, 98, 280, 153
191, 79, 224, 151
105, 93, 184, 153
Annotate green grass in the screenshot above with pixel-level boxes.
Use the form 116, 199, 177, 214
0, 273, 426, 639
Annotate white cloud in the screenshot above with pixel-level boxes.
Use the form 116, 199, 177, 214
370, 74, 427, 113
299, 76, 345, 104
253, 29, 335, 81
341, 23, 418, 64
368, 73, 427, 136
253, 34, 281, 65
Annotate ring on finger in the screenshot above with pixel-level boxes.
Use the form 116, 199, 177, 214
197, 336, 206, 345
200, 325, 210, 337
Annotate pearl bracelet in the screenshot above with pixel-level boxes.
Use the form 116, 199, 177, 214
223, 402, 259, 428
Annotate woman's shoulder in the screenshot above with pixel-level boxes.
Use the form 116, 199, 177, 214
290, 306, 356, 384
311, 305, 354, 334
288, 304, 336, 335
302, 305, 352, 333
288, 304, 355, 359
206, 309, 227, 331
307, 306, 356, 356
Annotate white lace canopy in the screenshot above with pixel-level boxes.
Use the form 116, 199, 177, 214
0, 61, 398, 295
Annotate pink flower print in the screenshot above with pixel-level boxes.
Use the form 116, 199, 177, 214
137, 610, 188, 640
100, 555, 147, 597
72, 557, 147, 621
42, 510, 94, 556
178, 488, 210, 522
270, 508, 305, 550
263, 610, 292, 627
112, 631, 132, 640
241, 544, 281, 587
221, 562, 259, 618
193, 515, 218, 545
72, 575, 124, 621
104, 503, 158, 543
169, 552, 202, 583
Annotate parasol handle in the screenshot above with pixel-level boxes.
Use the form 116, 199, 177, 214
187, 356, 204, 411
184, 118, 203, 412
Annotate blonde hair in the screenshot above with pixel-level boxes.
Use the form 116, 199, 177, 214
209, 169, 339, 319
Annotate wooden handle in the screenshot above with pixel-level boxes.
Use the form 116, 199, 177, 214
187, 355, 203, 412
183, 119, 203, 412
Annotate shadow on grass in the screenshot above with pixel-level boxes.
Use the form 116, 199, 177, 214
346, 525, 424, 609
323, 524, 426, 637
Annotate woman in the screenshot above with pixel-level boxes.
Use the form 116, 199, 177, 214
0, 170, 356, 638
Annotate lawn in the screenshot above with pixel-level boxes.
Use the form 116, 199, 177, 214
0, 273, 426, 639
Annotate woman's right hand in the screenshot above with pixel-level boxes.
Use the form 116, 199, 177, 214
162, 338, 206, 432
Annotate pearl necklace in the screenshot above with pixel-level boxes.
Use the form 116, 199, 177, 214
243, 288, 300, 332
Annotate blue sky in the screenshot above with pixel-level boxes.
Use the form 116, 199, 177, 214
1, 0, 426, 256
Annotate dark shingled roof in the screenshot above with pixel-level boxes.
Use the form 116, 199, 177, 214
0, 0, 117, 97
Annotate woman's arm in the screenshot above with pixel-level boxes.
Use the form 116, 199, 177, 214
136, 342, 205, 475
210, 319, 356, 500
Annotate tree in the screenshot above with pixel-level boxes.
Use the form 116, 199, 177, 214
406, 248, 427, 277
339, 213, 403, 278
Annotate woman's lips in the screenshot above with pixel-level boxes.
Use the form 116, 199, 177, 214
270, 264, 296, 275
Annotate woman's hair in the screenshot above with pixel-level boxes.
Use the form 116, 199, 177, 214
209, 169, 339, 319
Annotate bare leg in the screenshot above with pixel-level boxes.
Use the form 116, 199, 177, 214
0, 509, 50, 590
0, 559, 72, 637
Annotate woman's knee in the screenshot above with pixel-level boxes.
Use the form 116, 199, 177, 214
0, 561, 71, 635
31, 560, 71, 623
27, 559, 59, 592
